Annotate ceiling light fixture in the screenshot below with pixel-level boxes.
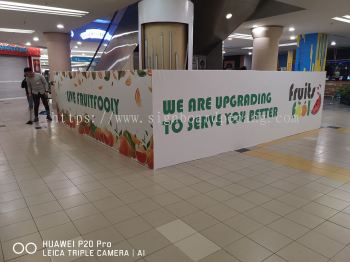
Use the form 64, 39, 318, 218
289, 27, 295, 32
229, 33, 253, 40
228, 38, 232, 41
77, 41, 82, 45
248, 52, 252, 55
25, 42, 31, 46
332, 16, 350, 24
242, 42, 298, 50
33, 37, 39, 41
226, 13, 232, 19
331, 41, 336, 46
0, 0, 89, 17
290, 36, 296, 40
0, 28, 34, 34
279, 42, 298, 47
74, 45, 78, 49
57, 24, 64, 29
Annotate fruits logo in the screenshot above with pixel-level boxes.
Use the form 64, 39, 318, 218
289, 83, 322, 118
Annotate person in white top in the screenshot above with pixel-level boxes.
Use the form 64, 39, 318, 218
24, 67, 52, 123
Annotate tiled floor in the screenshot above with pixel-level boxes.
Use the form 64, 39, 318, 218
0, 99, 350, 262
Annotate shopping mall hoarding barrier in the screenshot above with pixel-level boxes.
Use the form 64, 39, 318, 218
54, 70, 326, 170
54, 70, 154, 169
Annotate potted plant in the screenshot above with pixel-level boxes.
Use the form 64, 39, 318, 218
340, 86, 350, 105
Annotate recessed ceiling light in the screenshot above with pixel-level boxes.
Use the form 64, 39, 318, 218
332, 17, 350, 24
57, 24, 64, 29
74, 45, 78, 49
33, 36, 39, 41
25, 42, 31, 46
289, 27, 295, 32
226, 13, 232, 19
290, 36, 296, 40
222, 50, 226, 54
0, 28, 34, 34
228, 38, 232, 41
331, 41, 336, 46
229, 33, 253, 40
248, 52, 252, 55
0, 0, 89, 17
77, 41, 82, 45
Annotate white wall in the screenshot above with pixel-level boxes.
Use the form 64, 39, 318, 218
152, 70, 326, 169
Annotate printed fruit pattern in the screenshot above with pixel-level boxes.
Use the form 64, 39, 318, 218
94, 128, 115, 147
135, 88, 142, 106
56, 69, 153, 168
146, 136, 154, 169
136, 147, 147, 164
119, 132, 135, 157
312, 93, 322, 115
58, 109, 77, 129
125, 77, 132, 86
75, 118, 153, 165
118, 131, 154, 169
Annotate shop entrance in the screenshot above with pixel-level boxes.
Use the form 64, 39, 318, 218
0, 55, 28, 99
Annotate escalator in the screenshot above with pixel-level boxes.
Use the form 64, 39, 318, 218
89, 0, 302, 70
88, 3, 139, 71
89, 0, 264, 71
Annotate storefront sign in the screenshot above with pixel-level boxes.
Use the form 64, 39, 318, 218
79, 29, 112, 41
0, 43, 40, 57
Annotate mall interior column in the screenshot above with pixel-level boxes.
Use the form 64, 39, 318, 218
138, 0, 194, 69
43, 32, 71, 77
251, 26, 283, 71
294, 33, 328, 71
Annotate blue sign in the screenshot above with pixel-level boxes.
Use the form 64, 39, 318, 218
71, 18, 116, 43
71, 57, 92, 62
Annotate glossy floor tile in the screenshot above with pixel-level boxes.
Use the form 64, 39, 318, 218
0, 100, 350, 261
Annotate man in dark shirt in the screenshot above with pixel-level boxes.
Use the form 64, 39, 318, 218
21, 76, 34, 125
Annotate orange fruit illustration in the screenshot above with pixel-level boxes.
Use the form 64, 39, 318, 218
136, 147, 147, 164
135, 88, 142, 106
147, 148, 154, 169
125, 77, 132, 86
119, 136, 131, 157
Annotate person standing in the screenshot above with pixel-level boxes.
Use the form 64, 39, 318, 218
24, 67, 52, 122
21, 75, 34, 125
